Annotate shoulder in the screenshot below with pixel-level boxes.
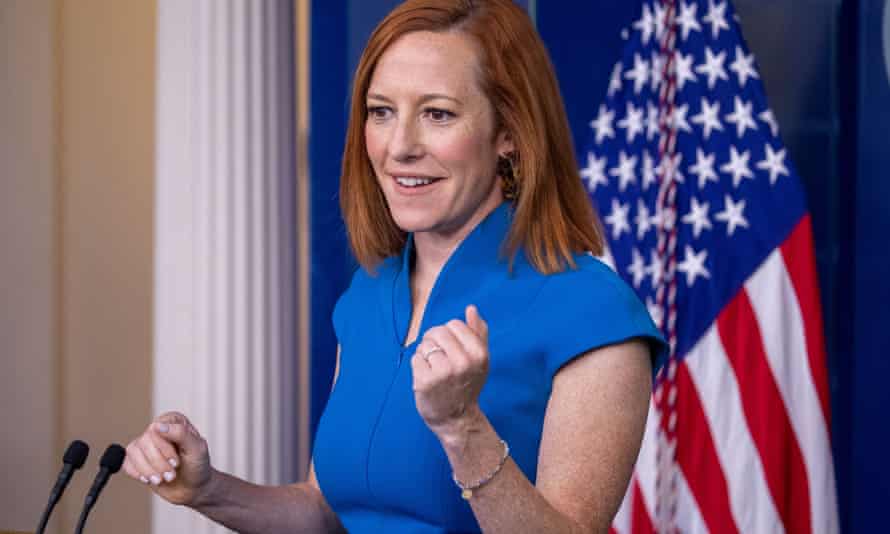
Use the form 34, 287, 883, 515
332, 256, 400, 338
529, 253, 667, 376
536, 254, 642, 313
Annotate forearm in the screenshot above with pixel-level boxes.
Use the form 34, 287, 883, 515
438, 409, 603, 534
190, 469, 346, 534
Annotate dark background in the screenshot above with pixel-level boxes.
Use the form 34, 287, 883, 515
309, 1, 890, 531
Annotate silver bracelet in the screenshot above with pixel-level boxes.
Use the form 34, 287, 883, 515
451, 439, 510, 500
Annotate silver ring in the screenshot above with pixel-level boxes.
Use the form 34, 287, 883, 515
422, 346, 445, 361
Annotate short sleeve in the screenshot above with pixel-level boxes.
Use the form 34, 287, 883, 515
531, 256, 668, 379
331, 267, 363, 344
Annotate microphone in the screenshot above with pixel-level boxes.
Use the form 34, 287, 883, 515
36, 439, 90, 534
74, 444, 126, 534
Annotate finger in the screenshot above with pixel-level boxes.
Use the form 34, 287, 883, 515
410, 353, 432, 391
139, 433, 175, 485
424, 326, 469, 372
465, 305, 488, 342
415, 339, 453, 381
122, 456, 149, 485
444, 318, 487, 361
125, 442, 158, 485
148, 429, 180, 479
154, 419, 203, 457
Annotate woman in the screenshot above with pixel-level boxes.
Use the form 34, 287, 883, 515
122, 1, 665, 532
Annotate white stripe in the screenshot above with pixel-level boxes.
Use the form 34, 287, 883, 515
685, 326, 785, 533
612, 477, 633, 534
631, 401, 709, 534
745, 251, 839, 534
674, 466, 709, 534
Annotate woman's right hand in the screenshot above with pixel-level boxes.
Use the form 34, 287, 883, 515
122, 411, 214, 507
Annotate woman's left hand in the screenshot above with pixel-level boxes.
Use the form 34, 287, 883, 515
411, 305, 490, 439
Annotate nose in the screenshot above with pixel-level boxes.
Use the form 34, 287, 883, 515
388, 116, 424, 162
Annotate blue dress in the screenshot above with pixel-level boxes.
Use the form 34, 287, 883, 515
313, 203, 666, 533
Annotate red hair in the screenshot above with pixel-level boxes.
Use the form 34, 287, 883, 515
340, 0, 604, 273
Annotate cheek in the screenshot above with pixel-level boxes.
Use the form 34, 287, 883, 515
364, 123, 384, 167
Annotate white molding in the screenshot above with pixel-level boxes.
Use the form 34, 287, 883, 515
154, 1, 299, 531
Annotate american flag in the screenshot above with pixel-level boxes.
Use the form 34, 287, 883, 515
581, 1, 839, 532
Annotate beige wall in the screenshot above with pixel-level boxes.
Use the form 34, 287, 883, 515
1, 1, 155, 533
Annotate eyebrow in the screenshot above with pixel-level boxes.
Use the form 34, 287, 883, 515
366, 92, 463, 105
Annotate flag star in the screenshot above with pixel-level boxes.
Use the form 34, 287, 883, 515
646, 102, 660, 141
580, 152, 608, 192
691, 98, 724, 139
759, 109, 780, 137
654, 2, 667, 42
703, 0, 730, 40
642, 150, 657, 191
635, 198, 653, 240
671, 103, 693, 134
627, 248, 647, 288
677, 245, 711, 287
674, 51, 698, 91
681, 196, 713, 238
608, 62, 624, 98
590, 105, 615, 144
624, 53, 650, 94
756, 144, 790, 185
689, 148, 720, 189
696, 47, 729, 89
646, 297, 664, 329
651, 205, 678, 232
657, 153, 685, 185
729, 46, 759, 87
676, 1, 703, 41
618, 101, 645, 143
715, 194, 750, 236
725, 96, 757, 138
651, 51, 665, 92
720, 145, 755, 187
609, 151, 638, 192
604, 198, 631, 240
646, 249, 665, 287
633, 3, 656, 45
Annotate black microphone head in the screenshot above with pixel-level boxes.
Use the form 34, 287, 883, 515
63, 440, 90, 469
99, 444, 126, 473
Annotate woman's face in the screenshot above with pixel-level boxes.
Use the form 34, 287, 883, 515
365, 30, 513, 241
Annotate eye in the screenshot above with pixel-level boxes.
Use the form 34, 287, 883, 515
367, 105, 393, 121
425, 107, 456, 123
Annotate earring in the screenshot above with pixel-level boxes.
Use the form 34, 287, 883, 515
497, 153, 519, 201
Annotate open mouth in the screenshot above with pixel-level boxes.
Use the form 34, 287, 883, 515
394, 176, 442, 188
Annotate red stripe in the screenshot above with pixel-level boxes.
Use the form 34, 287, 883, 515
630, 478, 654, 534
779, 215, 831, 428
674, 361, 740, 534
717, 289, 812, 534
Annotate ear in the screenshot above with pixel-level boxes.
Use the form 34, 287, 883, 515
495, 129, 515, 156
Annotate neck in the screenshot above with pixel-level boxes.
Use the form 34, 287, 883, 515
411, 197, 503, 280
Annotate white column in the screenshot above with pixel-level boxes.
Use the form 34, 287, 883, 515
154, 1, 304, 532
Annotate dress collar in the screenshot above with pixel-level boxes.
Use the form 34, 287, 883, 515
393, 201, 514, 350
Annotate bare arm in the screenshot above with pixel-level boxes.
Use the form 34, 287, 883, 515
123, 349, 346, 533
415, 309, 651, 534
190, 463, 345, 534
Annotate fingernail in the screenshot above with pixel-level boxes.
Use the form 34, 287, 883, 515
139, 475, 149, 484
157, 422, 170, 433
163, 471, 175, 482
168, 457, 178, 468
149, 474, 161, 486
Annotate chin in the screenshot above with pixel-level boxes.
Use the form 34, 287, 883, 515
389, 210, 437, 234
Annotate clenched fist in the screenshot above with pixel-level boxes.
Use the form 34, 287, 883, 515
122, 412, 213, 507
411, 305, 490, 437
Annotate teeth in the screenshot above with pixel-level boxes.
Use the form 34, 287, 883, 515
396, 177, 434, 187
